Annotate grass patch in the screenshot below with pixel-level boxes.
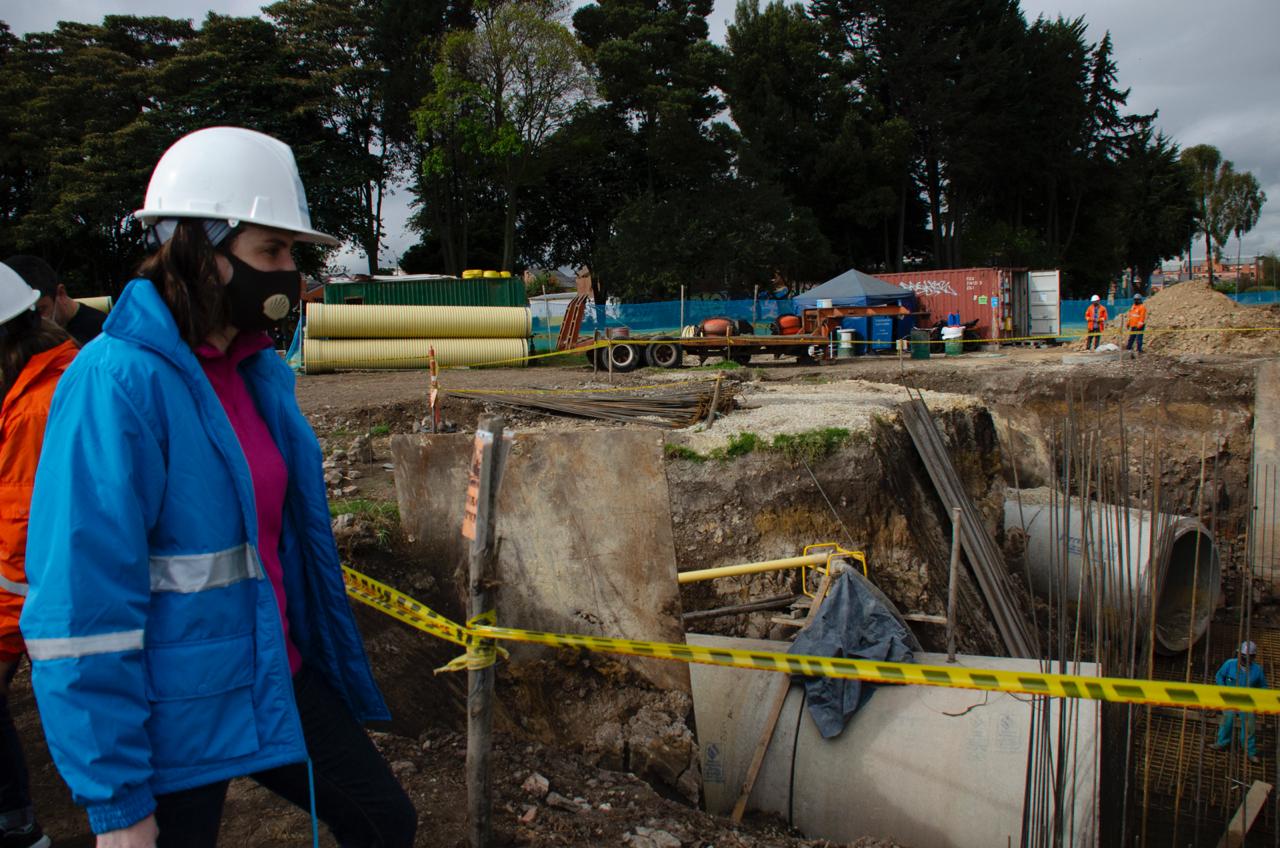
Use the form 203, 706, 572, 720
328, 427, 354, 439
685, 360, 744, 371
329, 498, 399, 522
368, 423, 391, 437
664, 444, 707, 462
664, 427, 852, 464
769, 428, 851, 464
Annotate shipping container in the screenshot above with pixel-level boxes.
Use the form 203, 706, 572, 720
323, 274, 526, 308
876, 268, 1060, 340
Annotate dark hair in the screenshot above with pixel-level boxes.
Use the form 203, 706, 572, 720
3, 255, 58, 299
0, 311, 71, 405
135, 220, 232, 348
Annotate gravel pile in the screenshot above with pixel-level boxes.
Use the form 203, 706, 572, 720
1086, 280, 1280, 355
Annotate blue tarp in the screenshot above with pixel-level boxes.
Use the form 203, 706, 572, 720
794, 268, 916, 309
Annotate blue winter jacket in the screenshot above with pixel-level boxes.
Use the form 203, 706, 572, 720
1216, 657, 1267, 690
20, 278, 389, 833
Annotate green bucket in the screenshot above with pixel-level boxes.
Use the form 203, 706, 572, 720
910, 329, 931, 360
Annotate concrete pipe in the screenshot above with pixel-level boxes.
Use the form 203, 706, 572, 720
690, 634, 1099, 847
306, 302, 531, 339
303, 337, 528, 373
1004, 496, 1220, 654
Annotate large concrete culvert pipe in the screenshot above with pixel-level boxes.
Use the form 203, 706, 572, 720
690, 635, 1099, 846
1004, 495, 1221, 654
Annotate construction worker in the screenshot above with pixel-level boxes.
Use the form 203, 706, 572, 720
1212, 641, 1267, 763
0, 262, 75, 848
4, 255, 105, 346
1125, 294, 1147, 355
21, 128, 414, 847
1084, 294, 1107, 350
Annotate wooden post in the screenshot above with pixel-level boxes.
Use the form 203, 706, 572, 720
427, 346, 440, 434
463, 415, 510, 848
947, 506, 961, 663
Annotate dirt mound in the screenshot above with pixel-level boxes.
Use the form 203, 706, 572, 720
1083, 281, 1280, 355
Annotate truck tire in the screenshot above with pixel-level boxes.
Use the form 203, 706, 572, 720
608, 342, 642, 373
646, 339, 683, 369
729, 349, 752, 365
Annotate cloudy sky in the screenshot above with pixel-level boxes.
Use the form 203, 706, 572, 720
6, 0, 1279, 270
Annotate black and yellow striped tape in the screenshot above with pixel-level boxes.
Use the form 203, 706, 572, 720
342, 566, 1278, 714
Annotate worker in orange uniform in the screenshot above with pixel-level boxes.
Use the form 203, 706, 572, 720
0, 261, 76, 848
1084, 295, 1107, 350
1125, 294, 1147, 355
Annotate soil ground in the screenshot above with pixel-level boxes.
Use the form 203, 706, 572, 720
19, 340, 1275, 845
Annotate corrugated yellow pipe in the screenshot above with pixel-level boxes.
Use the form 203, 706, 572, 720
75, 296, 113, 314
306, 303, 530, 339
303, 337, 528, 374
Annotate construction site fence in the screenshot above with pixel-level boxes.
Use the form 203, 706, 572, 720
529, 292, 1280, 340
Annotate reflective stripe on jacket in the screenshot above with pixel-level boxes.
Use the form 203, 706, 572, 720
21, 279, 388, 834
1127, 303, 1147, 329
0, 341, 77, 624
1085, 304, 1107, 330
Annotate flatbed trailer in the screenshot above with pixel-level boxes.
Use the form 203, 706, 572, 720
553, 294, 912, 371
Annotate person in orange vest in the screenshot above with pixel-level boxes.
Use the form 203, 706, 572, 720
0, 261, 76, 848
1084, 294, 1107, 350
1125, 294, 1148, 355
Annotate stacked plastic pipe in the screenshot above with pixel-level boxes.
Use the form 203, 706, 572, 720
302, 302, 531, 373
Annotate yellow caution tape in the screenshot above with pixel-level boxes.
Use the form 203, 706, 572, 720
342, 565, 1279, 714
446, 377, 721, 396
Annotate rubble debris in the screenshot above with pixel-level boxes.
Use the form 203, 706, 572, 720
522, 772, 550, 799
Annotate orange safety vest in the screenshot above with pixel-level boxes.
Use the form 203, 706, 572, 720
1127, 303, 1147, 330
1085, 303, 1107, 330
0, 340, 77, 658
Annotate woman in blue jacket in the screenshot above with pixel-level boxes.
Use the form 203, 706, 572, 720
20, 128, 415, 847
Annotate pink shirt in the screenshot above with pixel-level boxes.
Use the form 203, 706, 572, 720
197, 331, 302, 674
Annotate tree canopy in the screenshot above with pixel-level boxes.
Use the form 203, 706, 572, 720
0, 1, 1265, 299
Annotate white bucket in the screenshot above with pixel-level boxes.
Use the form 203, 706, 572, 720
815, 298, 834, 309
941, 326, 964, 340
836, 328, 856, 358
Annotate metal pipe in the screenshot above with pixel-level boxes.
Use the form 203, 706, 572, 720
1005, 495, 1222, 654
677, 554, 828, 585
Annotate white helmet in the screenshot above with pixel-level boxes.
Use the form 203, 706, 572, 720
1242, 640, 1258, 656
0, 262, 39, 327
134, 127, 339, 246
1090, 294, 1100, 302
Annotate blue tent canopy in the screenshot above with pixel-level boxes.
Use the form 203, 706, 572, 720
794, 268, 916, 309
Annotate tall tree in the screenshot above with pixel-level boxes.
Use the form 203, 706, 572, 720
573, 0, 729, 195
1115, 129, 1196, 287
1180, 144, 1233, 285
420, 0, 592, 271
1221, 169, 1267, 279
266, 0, 447, 273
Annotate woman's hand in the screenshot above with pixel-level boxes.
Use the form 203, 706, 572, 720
97, 814, 158, 848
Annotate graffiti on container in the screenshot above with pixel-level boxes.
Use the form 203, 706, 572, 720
899, 278, 958, 297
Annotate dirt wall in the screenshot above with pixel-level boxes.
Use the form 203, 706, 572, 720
667, 405, 1022, 657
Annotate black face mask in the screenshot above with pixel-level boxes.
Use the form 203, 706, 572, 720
222, 252, 301, 333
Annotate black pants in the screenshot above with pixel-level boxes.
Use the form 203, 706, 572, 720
154, 666, 415, 847
1085, 330, 1101, 349
1126, 329, 1144, 353
0, 661, 33, 830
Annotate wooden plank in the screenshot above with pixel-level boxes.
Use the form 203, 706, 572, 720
1218, 780, 1272, 848
730, 568, 836, 824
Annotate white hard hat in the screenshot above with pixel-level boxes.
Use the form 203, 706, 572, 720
0, 262, 39, 327
1090, 294, 1100, 302
134, 127, 338, 246
1242, 640, 1258, 656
